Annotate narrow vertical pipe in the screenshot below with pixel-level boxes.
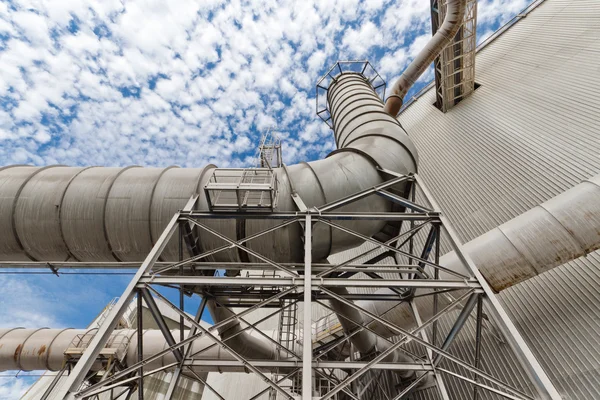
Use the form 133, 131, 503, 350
302, 213, 312, 400
384, 0, 467, 115
137, 291, 144, 400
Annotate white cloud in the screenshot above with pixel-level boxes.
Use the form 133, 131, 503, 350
0, 377, 33, 400
0, 276, 63, 328
342, 21, 384, 57
0, 0, 530, 169
478, 0, 530, 26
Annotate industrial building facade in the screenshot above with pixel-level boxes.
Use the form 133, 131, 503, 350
398, 0, 600, 398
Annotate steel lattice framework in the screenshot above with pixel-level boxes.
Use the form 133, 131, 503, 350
38, 171, 560, 400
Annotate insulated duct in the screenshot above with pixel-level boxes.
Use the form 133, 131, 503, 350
0, 327, 281, 374
384, 0, 466, 116
0, 78, 417, 265
352, 173, 600, 338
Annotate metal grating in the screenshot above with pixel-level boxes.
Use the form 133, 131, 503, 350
204, 168, 278, 211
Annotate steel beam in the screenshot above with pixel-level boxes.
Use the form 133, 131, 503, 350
315, 221, 430, 278
438, 368, 533, 400
164, 297, 208, 400
54, 207, 185, 400
316, 175, 409, 212
139, 276, 480, 289
137, 292, 144, 400
376, 189, 432, 213
302, 213, 313, 400
185, 211, 437, 221
153, 217, 300, 275
316, 218, 469, 279
410, 301, 450, 400
140, 288, 183, 363
147, 294, 296, 400
182, 360, 432, 371
319, 287, 531, 399
185, 217, 299, 277
473, 294, 484, 400
416, 176, 562, 400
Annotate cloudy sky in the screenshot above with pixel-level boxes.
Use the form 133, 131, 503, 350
0, 0, 531, 397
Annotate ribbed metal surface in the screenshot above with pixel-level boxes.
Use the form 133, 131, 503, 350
397, 0, 600, 398
21, 370, 204, 400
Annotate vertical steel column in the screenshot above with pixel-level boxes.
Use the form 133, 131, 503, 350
302, 213, 313, 400
165, 297, 208, 400
473, 295, 483, 400
137, 292, 144, 400
433, 221, 441, 347
179, 224, 184, 343
410, 302, 450, 400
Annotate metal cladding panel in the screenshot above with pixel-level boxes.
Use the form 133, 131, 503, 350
396, 0, 600, 398
61, 166, 129, 261
15, 167, 85, 261
105, 167, 171, 261
149, 166, 214, 260
0, 166, 41, 261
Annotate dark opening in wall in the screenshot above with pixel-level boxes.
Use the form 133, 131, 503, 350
433, 82, 481, 111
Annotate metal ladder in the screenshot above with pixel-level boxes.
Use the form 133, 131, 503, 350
256, 129, 282, 169
265, 268, 299, 400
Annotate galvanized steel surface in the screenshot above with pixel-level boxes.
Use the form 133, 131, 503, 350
397, 0, 600, 398
0, 327, 282, 374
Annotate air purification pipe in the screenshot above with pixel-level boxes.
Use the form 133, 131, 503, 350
351, 173, 600, 338
0, 327, 283, 374
384, 0, 466, 116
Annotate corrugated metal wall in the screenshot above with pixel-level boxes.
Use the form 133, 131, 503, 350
397, 0, 600, 398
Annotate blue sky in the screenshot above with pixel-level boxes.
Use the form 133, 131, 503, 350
0, 0, 532, 397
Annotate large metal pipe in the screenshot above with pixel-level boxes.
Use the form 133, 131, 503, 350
3, 70, 600, 379
3, 165, 597, 373
0, 327, 281, 374
195, 72, 421, 372
384, 0, 466, 116
0, 71, 420, 376
355, 173, 600, 337
0, 84, 417, 264
326, 288, 415, 379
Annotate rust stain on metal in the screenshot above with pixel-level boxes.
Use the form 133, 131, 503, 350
13, 344, 21, 362
494, 268, 533, 292
38, 345, 46, 356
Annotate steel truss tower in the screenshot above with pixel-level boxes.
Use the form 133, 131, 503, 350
46, 171, 560, 400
